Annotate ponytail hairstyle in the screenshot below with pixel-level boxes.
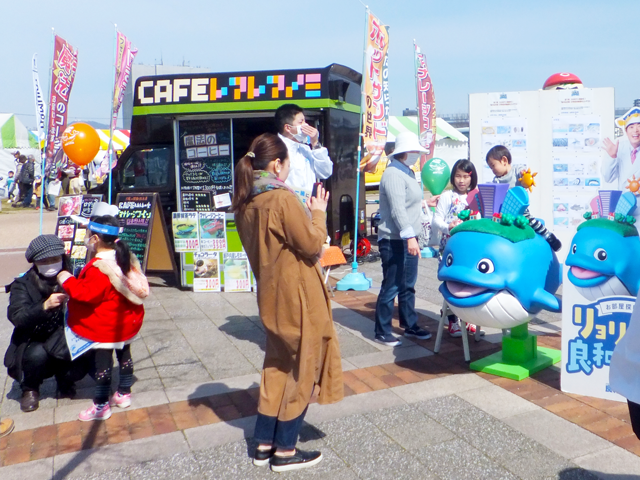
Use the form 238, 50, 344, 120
89, 215, 132, 275
231, 133, 289, 212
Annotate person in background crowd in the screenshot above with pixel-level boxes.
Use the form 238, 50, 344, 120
5, 235, 83, 412
83, 165, 91, 191
4, 171, 15, 201
232, 133, 343, 472
13, 155, 35, 208
12, 156, 25, 204
67, 163, 83, 195
275, 104, 333, 199
374, 131, 433, 346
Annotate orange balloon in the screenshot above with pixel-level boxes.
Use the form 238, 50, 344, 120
61, 123, 101, 166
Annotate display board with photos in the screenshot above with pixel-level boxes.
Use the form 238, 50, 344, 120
54, 194, 102, 276
177, 119, 233, 211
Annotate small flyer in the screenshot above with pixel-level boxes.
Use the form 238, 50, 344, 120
193, 252, 221, 292
172, 212, 199, 252
213, 192, 232, 209
64, 315, 95, 361
199, 212, 226, 251
223, 252, 251, 292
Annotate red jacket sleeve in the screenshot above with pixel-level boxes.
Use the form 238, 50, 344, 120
61, 265, 111, 305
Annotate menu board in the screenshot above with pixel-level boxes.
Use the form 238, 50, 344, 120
172, 212, 200, 252
223, 252, 251, 292
55, 194, 102, 276
116, 193, 176, 272
181, 191, 213, 212
193, 252, 221, 292
199, 212, 226, 251
178, 119, 233, 210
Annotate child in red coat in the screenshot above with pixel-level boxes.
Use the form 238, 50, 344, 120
58, 214, 149, 421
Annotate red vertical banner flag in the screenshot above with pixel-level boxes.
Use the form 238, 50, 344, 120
110, 31, 137, 131
45, 35, 78, 166
360, 13, 390, 173
414, 43, 436, 169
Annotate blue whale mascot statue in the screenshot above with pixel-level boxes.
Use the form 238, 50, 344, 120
566, 192, 640, 301
439, 215, 562, 329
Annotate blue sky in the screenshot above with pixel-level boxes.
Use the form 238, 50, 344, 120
1, 0, 638, 129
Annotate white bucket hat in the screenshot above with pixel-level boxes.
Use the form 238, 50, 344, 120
390, 131, 428, 158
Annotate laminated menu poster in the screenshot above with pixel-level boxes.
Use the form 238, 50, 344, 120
199, 212, 226, 251
55, 194, 102, 276
178, 119, 233, 209
193, 252, 221, 292
223, 252, 251, 292
172, 212, 199, 251
116, 193, 176, 273
181, 191, 213, 212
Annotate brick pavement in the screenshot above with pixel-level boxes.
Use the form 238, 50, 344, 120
2, 287, 638, 470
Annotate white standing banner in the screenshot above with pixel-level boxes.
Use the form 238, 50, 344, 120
31, 54, 47, 155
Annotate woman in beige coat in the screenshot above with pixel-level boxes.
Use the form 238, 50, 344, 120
232, 133, 343, 473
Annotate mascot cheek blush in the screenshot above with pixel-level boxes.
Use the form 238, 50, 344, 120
438, 218, 562, 330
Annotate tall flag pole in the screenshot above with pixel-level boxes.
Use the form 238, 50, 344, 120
106, 27, 137, 204
337, 6, 389, 291
414, 41, 436, 169
32, 54, 48, 233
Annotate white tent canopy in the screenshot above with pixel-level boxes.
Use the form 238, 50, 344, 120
0, 114, 42, 193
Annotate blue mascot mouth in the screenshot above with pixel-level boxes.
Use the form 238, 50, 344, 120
439, 281, 497, 308
567, 265, 610, 288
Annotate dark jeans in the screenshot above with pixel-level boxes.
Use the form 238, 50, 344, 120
93, 345, 134, 405
374, 238, 419, 337
629, 401, 640, 440
254, 406, 309, 450
21, 342, 82, 392
22, 184, 33, 207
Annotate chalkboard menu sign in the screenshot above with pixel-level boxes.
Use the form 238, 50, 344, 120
178, 119, 233, 210
181, 191, 213, 212
116, 193, 176, 273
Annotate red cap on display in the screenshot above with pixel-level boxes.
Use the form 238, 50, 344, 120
543, 73, 583, 89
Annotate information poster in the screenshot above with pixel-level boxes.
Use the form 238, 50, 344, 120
223, 252, 251, 292
172, 212, 199, 251
55, 194, 102, 275
178, 119, 233, 210
480, 117, 528, 182
193, 251, 221, 292
199, 212, 226, 251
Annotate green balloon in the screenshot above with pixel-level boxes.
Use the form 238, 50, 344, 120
421, 158, 450, 195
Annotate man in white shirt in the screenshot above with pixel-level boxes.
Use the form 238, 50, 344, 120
602, 107, 640, 191
275, 104, 333, 200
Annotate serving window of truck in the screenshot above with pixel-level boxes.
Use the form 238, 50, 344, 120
107, 64, 365, 287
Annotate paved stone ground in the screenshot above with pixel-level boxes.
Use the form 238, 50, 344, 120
1, 222, 639, 478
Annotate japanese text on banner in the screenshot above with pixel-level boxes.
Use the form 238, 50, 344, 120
360, 13, 389, 173
414, 44, 436, 169
45, 36, 78, 167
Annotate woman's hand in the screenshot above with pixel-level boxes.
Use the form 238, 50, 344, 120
307, 185, 330, 212
44, 293, 68, 310
57, 270, 73, 286
407, 237, 420, 256
448, 219, 462, 231
425, 195, 440, 208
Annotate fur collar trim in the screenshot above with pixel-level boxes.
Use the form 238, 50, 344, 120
93, 254, 149, 305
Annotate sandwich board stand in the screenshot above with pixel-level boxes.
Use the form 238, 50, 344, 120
115, 192, 177, 279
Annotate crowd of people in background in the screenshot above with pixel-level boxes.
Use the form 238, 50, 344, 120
2, 150, 94, 211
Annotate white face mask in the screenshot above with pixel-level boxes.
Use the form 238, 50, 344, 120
402, 153, 421, 167
290, 125, 308, 143
36, 261, 63, 277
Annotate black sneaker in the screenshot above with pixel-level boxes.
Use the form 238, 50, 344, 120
404, 327, 432, 340
253, 446, 276, 467
270, 449, 323, 472
374, 334, 402, 347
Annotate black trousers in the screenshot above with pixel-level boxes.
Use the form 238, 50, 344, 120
628, 401, 640, 440
21, 342, 78, 392
93, 345, 134, 404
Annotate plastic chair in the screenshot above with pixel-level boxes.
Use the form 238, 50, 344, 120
319, 246, 347, 296
434, 300, 473, 362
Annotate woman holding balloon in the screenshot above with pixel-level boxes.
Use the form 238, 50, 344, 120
374, 132, 434, 347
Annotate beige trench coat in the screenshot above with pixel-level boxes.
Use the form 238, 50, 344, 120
235, 189, 343, 421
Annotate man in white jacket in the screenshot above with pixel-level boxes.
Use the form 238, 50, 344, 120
602, 107, 640, 192
275, 104, 333, 201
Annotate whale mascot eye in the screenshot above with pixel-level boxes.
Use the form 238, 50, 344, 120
477, 258, 494, 274
571, 244, 577, 254
594, 248, 607, 261
445, 253, 453, 267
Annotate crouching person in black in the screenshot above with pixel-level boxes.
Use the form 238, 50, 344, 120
5, 235, 91, 412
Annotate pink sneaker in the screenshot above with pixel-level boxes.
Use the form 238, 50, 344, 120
110, 392, 132, 409
78, 403, 112, 421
